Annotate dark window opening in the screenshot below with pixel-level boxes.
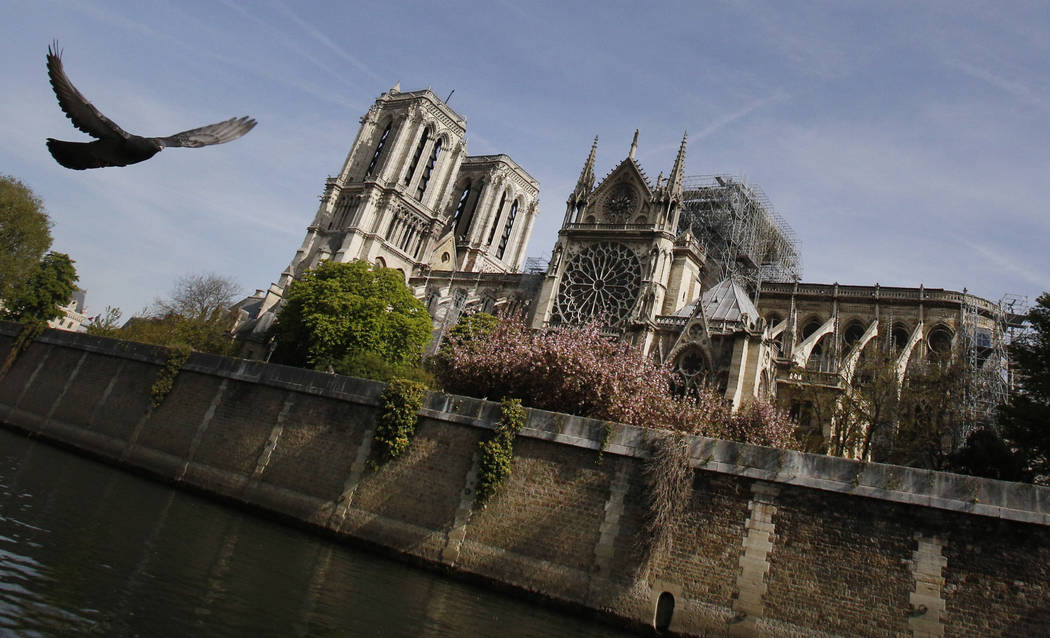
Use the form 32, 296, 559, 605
452, 181, 472, 231
366, 122, 392, 176
416, 137, 443, 200
404, 128, 430, 185
486, 191, 507, 245
844, 321, 866, 347
496, 199, 519, 259
892, 324, 910, 351
462, 180, 484, 235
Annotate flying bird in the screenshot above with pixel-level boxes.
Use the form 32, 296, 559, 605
45, 42, 257, 170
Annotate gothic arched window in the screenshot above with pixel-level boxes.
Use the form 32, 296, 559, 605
928, 325, 954, 360
416, 137, 443, 200
496, 199, 519, 259
486, 191, 507, 245
463, 179, 484, 235
404, 127, 431, 185
452, 181, 472, 232
843, 320, 866, 348
366, 121, 392, 176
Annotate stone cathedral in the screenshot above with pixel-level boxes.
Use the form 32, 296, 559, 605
237, 85, 1008, 447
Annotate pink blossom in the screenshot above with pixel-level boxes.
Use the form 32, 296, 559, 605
433, 313, 798, 449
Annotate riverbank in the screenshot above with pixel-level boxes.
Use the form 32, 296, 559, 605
1, 322, 1048, 636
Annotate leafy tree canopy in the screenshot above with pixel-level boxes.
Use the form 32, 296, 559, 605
2, 252, 78, 324
91, 273, 242, 356
85, 305, 122, 337
271, 261, 432, 369
0, 175, 53, 301
997, 292, 1050, 483
443, 312, 499, 350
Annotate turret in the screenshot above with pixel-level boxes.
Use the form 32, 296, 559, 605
667, 131, 687, 196
654, 132, 687, 230
564, 135, 598, 225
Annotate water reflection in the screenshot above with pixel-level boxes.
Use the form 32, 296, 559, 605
0, 428, 637, 637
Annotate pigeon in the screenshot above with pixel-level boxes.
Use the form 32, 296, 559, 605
45, 42, 257, 170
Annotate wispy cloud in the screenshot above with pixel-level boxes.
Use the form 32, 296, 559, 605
941, 57, 1050, 114
272, 0, 384, 83
955, 235, 1050, 292
692, 91, 791, 141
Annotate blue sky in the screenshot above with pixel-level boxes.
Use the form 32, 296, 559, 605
3, 0, 1048, 317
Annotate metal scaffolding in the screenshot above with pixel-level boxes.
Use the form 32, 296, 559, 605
1000, 293, 1030, 393
959, 293, 1028, 436
680, 175, 801, 293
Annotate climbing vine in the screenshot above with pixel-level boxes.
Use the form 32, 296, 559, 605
474, 398, 526, 506
150, 343, 192, 408
642, 432, 692, 564
596, 420, 616, 465
372, 378, 427, 463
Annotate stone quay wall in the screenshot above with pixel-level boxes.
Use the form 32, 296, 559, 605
0, 321, 1047, 636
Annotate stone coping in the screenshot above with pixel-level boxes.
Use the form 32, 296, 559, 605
9, 322, 1048, 527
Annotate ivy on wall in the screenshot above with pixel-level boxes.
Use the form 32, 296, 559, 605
596, 421, 616, 465
372, 378, 427, 463
150, 343, 192, 409
474, 398, 526, 506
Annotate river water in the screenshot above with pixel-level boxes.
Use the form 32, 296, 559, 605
0, 427, 639, 637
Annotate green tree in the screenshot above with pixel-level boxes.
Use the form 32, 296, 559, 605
801, 343, 968, 468
840, 348, 901, 460
995, 292, 1050, 483
885, 352, 968, 471
271, 261, 432, 370
442, 312, 499, 352
85, 305, 123, 337
0, 175, 53, 301
950, 428, 1028, 482
2, 252, 78, 324
152, 272, 240, 321
115, 273, 241, 355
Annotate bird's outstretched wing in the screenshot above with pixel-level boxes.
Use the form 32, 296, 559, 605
46, 41, 131, 141
154, 116, 257, 148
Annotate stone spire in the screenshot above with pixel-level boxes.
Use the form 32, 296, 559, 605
667, 131, 687, 193
575, 135, 598, 193
628, 129, 639, 159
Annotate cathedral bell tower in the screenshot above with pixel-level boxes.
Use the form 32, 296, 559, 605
533, 131, 701, 354
278, 84, 469, 288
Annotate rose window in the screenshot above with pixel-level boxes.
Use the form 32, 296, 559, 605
603, 183, 636, 223
552, 242, 642, 327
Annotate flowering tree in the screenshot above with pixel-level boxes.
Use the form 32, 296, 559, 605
433, 313, 797, 449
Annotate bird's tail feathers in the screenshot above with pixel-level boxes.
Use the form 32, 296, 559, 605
47, 138, 109, 170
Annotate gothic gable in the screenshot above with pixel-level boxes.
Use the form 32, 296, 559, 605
584, 159, 654, 224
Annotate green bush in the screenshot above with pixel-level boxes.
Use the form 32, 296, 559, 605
372, 378, 427, 462
474, 398, 526, 505
330, 350, 436, 388
272, 261, 432, 369
151, 343, 192, 408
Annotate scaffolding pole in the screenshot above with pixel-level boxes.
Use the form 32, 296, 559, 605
959, 292, 1019, 437
680, 175, 801, 294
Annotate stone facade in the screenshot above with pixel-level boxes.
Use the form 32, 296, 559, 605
236, 86, 539, 355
